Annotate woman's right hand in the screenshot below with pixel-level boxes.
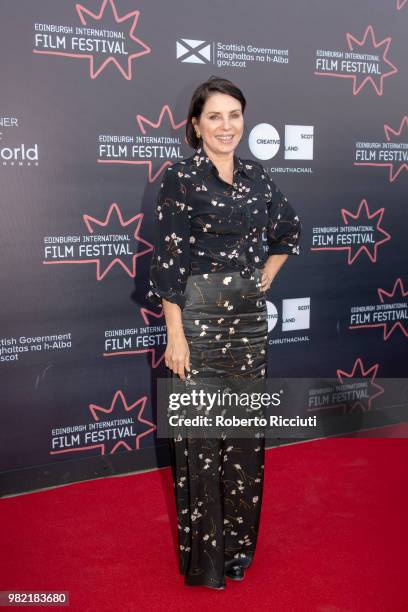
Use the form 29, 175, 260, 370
165, 332, 191, 380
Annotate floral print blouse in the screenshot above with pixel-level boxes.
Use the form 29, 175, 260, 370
146, 146, 301, 310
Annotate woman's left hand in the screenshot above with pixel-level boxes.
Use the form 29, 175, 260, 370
260, 263, 275, 292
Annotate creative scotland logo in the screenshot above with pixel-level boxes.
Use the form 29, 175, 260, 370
248, 124, 314, 161
266, 298, 311, 336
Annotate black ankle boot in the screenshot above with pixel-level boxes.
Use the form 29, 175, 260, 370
205, 583, 226, 590
225, 565, 245, 581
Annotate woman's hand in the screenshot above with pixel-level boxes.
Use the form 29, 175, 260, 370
165, 332, 191, 380
260, 262, 275, 292
260, 254, 289, 291
161, 299, 190, 380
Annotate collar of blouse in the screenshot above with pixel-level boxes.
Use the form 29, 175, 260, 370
191, 146, 258, 182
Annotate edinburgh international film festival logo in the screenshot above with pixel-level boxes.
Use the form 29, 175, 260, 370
103, 305, 166, 369
353, 116, 408, 183
348, 278, 408, 341
33, 0, 151, 79
314, 24, 398, 95
42, 202, 153, 280
311, 198, 391, 265
49, 390, 156, 457
97, 105, 187, 182
41, 201, 167, 371
306, 357, 384, 417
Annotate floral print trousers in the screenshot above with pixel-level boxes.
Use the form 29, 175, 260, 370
168, 268, 268, 588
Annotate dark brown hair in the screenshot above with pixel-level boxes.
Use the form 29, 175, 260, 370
185, 76, 246, 149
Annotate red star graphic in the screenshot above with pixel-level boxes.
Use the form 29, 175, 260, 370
33, 0, 151, 79
139, 306, 165, 326
307, 358, 384, 415
135, 106, 187, 181
76, 0, 151, 79
82, 203, 153, 280
340, 199, 391, 263
310, 198, 391, 264
336, 358, 384, 413
345, 25, 398, 95
88, 391, 156, 452
397, 0, 407, 10
376, 278, 408, 339
349, 278, 408, 340
103, 306, 166, 368
383, 116, 408, 182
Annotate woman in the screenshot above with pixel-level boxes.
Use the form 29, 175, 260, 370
146, 77, 301, 589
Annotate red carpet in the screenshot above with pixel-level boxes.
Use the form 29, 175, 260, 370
2, 432, 408, 611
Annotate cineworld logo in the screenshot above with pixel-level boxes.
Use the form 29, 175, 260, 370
249, 124, 314, 160
176, 38, 211, 63
0, 143, 39, 165
266, 298, 311, 333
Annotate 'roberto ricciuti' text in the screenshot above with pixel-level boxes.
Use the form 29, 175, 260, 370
168, 415, 317, 428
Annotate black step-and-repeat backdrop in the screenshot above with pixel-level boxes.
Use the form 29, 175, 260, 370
1, 0, 407, 495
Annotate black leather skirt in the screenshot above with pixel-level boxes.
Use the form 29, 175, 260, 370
182, 267, 268, 380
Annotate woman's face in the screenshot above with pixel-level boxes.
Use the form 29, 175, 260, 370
192, 92, 244, 158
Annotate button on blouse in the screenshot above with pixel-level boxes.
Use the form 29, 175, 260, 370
146, 147, 302, 310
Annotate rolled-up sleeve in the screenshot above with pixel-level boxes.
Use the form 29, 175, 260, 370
146, 166, 190, 310
263, 168, 301, 256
